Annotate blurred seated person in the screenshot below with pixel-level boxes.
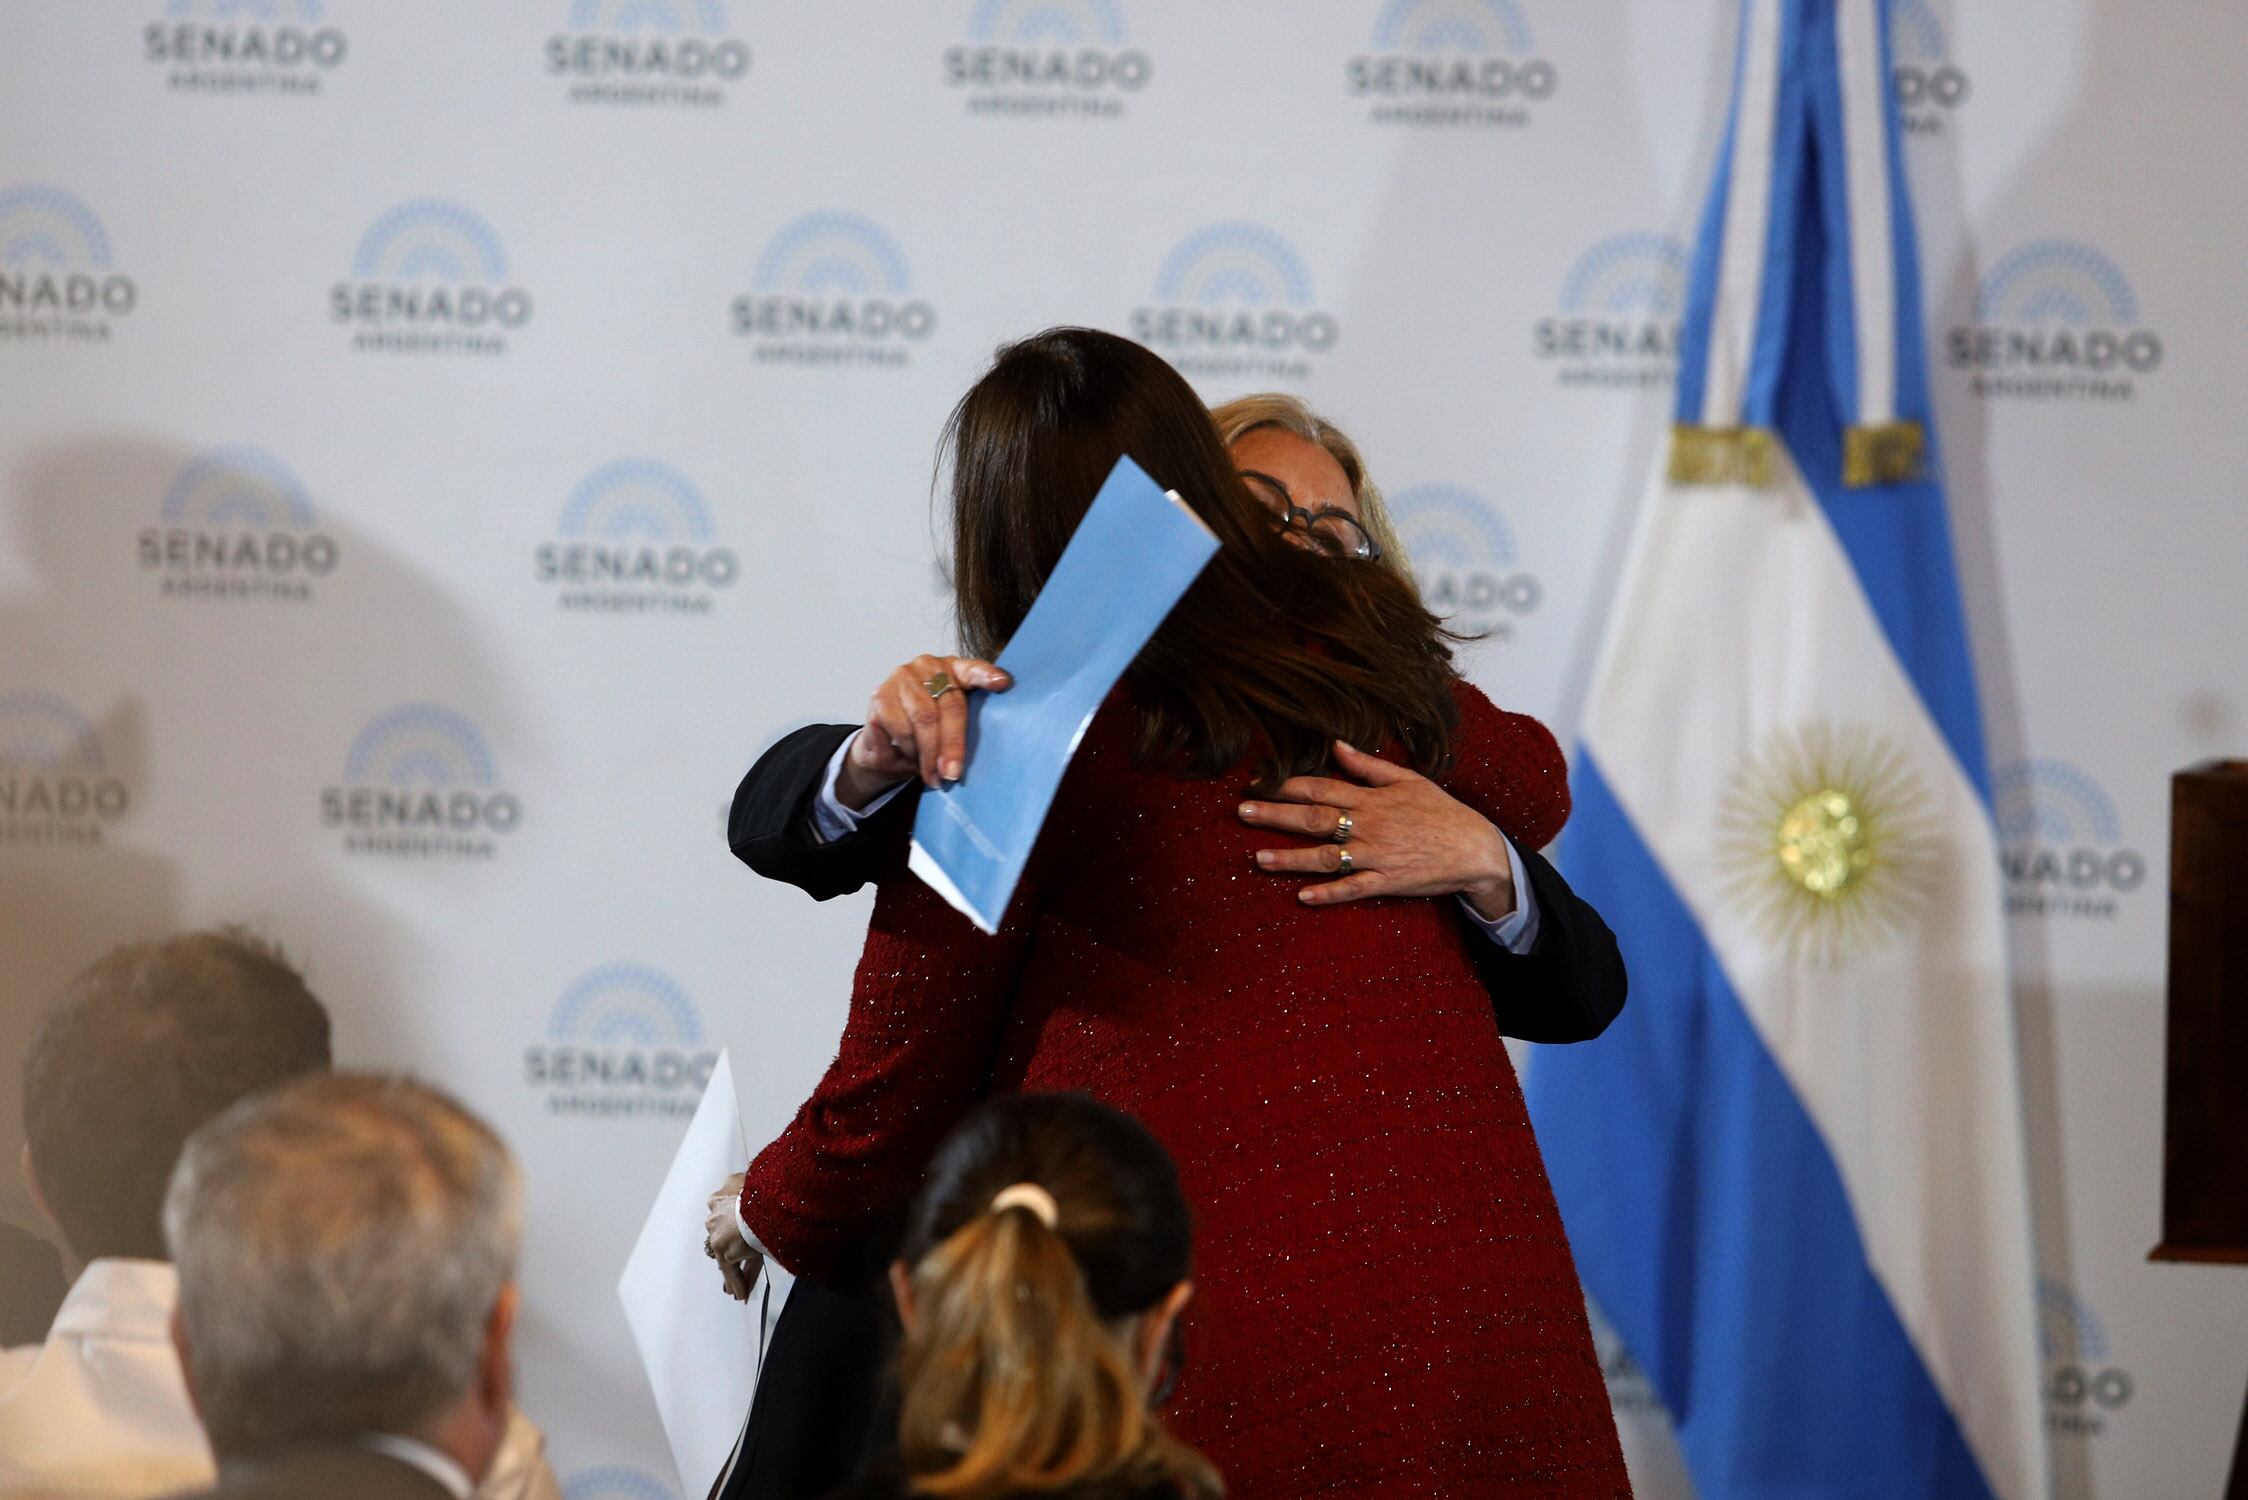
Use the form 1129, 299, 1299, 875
827, 1092, 1218, 1500
163, 1074, 525, 1500
0, 930, 556, 1500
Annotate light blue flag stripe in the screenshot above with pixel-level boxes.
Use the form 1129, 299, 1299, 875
1746, 0, 1809, 432
1670, 5, 1738, 433
1809, 2, 1870, 424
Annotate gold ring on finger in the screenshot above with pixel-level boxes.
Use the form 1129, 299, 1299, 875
925, 671, 953, 701
1336, 848, 1354, 875
1330, 811, 1354, 844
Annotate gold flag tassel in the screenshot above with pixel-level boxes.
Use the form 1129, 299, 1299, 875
1841, 419, 1925, 488
1667, 424, 1777, 488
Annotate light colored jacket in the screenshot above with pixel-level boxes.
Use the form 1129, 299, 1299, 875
0, 1260, 559, 1500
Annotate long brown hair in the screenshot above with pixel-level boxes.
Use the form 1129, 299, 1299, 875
944, 328, 1458, 785
896, 1094, 1220, 1499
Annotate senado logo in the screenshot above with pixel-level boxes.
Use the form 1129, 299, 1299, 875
731, 213, 935, 369
0, 187, 137, 346
945, 0, 1149, 119
140, 447, 339, 604
1131, 223, 1337, 382
332, 199, 532, 358
537, 458, 738, 615
1387, 485, 1541, 642
2040, 1279, 2133, 1438
1949, 241, 2160, 402
145, 0, 347, 97
1891, 0, 1968, 135
527, 964, 718, 1121
547, 0, 749, 110
0, 692, 130, 847
1348, 0, 1559, 130
1995, 759, 2146, 921
1534, 231, 1685, 389
321, 704, 520, 860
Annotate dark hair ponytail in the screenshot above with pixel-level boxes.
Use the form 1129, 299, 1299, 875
896, 1094, 1220, 1498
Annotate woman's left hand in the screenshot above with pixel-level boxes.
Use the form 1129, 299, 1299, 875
704, 1172, 764, 1302
1239, 740, 1517, 919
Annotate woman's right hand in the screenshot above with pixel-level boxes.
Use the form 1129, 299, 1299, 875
838, 653, 1012, 805
704, 1173, 763, 1302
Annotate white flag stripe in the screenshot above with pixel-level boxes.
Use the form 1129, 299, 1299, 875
1583, 454, 2047, 1500
1837, 0, 1898, 427
1700, 0, 1785, 428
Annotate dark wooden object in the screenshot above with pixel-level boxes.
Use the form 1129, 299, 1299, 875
2146, 760, 2248, 1498
2153, 760, 2248, 1263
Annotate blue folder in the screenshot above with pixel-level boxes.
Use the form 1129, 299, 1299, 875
908, 454, 1219, 932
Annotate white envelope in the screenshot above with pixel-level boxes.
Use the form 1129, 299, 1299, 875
616, 1051, 788, 1500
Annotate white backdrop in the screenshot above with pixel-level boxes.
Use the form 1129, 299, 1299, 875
2, 4, 2244, 1497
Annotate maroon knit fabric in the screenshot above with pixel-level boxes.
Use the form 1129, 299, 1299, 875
743, 679, 1630, 1497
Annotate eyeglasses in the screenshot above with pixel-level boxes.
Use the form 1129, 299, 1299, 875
1280, 503, 1382, 562
1240, 471, 1383, 562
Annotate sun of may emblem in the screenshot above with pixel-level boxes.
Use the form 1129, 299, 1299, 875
1717, 722, 1941, 965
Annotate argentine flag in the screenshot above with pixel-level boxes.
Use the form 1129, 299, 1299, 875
1525, 3, 2049, 1498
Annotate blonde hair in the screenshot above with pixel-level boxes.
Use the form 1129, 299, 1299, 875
1209, 392, 1409, 579
895, 1095, 1221, 1499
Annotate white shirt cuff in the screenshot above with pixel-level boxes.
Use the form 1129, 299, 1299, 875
1456, 832, 1540, 955
809, 731, 907, 844
733, 1203, 770, 1260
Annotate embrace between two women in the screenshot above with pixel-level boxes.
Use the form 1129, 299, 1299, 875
711, 328, 1632, 1500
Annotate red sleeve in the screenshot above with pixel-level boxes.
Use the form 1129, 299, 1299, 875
1438, 678, 1572, 851
739, 861, 1034, 1280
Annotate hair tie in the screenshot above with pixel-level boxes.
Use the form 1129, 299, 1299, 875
988, 1182, 1060, 1228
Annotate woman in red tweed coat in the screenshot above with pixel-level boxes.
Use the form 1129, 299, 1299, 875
737, 329, 1630, 1497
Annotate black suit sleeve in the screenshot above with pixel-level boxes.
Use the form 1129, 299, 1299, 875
1467, 842, 1628, 1044
727, 724, 920, 901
